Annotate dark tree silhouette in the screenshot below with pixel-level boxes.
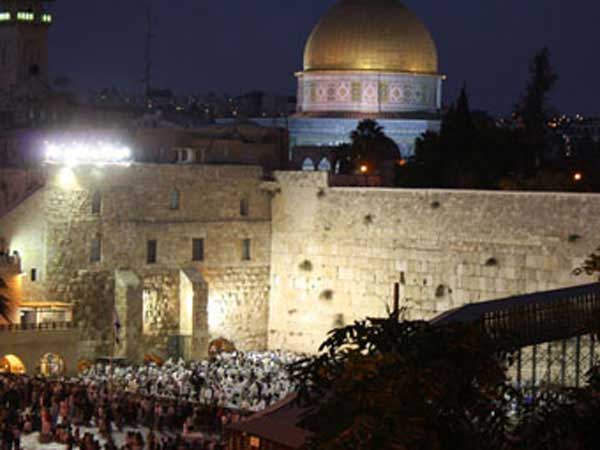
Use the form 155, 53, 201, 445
290, 312, 514, 450
514, 47, 559, 172
511, 367, 600, 450
346, 119, 398, 174
399, 83, 519, 189
573, 246, 600, 279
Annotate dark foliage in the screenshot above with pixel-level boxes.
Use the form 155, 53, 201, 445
511, 368, 600, 450
336, 120, 399, 175
290, 313, 515, 450
395, 50, 591, 191
397, 84, 521, 189
514, 47, 559, 173
573, 246, 600, 278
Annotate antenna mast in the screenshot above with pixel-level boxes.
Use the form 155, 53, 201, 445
142, 1, 154, 100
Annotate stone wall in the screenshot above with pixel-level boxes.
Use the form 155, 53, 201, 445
0, 168, 45, 216
0, 164, 272, 360
268, 171, 600, 353
5, 165, 600, 359
203, 266, 270, 350
0, 327, 80, 376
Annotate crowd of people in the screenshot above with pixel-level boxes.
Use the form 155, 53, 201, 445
0, 351, 304, 450
80, 351, 303, 412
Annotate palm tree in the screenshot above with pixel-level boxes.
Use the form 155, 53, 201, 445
349, 119, 397, 174
350, 118, 385, 142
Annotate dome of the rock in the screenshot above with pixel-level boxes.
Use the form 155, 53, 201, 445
303, 0, 438, 74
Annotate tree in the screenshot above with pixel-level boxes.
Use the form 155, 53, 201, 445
509, 251, 600, 448
290, 312, 515, 450
398, 84, 518, 189
398, 50, 563, 190
511, 367, 600, 450
573, 246, 600, 279
340, 119, 398, 175
333, 143, 353, 174
514, 47, 559, 172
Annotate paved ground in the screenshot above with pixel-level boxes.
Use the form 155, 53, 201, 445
21, 426, 162, 450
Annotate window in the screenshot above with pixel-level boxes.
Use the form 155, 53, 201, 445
175, 148, 194, 163
318, 158, 332, 172
170, 189, 180, 210
91, 191, 101, 214
30, 268, 37, 282
242, 239, 251, 261
17, 11, 34, 21
240, 198, 249, 217
90, 236, 102, 262
192, 238, 204, 262
302, 158, 315, 171
147, 240, 157, 264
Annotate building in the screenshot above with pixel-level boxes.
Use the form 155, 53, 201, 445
1, 162, 600, 366
1, 0, 600, 375
288, 0, 443, 156
0, 0, 52, 93
0, 0, 56, 126
0, 162, 272, 361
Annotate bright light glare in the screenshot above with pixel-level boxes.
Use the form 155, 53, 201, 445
44, 140, 132, 166
207, 294, 227, 332
360, 164, 368, 174
58, 167, 77, 189
574, 172, 583, 182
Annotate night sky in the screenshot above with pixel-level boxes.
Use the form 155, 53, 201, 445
46, 0, 600, 115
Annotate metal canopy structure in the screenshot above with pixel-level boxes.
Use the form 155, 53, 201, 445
432, 283, 600, 391
432, 283, 600, 348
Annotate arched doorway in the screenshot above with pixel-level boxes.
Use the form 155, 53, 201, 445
39, 353, 65, 377
0, 354, 26, 374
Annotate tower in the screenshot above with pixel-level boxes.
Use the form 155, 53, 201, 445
0, 0, 53, 93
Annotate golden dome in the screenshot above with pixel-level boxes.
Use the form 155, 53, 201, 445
303, 0, 438, 74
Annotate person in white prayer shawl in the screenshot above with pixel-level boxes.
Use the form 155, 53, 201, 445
78, 350, 305, 411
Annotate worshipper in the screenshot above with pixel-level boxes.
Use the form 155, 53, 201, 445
0, 350, 305, 450
39, 407, 53, 443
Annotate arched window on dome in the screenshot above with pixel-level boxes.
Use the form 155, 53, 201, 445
318, 157, 332, 172
302, 158, 315, 171
170, 189, 180, 210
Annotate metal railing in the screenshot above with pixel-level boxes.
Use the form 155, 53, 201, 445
432, 283, 600, 393
432, 283, 600, 349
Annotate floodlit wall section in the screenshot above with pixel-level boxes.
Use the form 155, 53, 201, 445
0, 164, 272, 359
268, 172, 600, 353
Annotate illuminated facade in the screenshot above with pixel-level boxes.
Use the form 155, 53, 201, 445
0, 163, 272, 360
1, 165, 599, 362
289, 0, 443, 155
